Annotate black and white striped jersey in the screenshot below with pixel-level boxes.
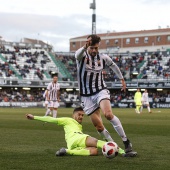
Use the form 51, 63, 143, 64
75, 47, 123, 96
47, 82, 60, 101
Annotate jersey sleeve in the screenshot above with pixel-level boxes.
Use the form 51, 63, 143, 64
75, 47, 86, 61
47, 83, 51, 90
58, 83, 60, 90
103, 54, 123, 79
34, 116, 69, 126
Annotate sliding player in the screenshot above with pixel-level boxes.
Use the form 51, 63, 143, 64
26, 107, 137, 157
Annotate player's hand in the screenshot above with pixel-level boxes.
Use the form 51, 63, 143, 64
57, 98, 60, 102
120, 79, 126, 92
26, 114, 34, 120
84, 37, 92, 49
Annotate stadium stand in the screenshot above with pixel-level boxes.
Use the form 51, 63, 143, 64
54, 52, 146, 81
139, 53, 170, 81
0, 46, 59, 80
1, 43, 169, 82
0, 43, 170, 104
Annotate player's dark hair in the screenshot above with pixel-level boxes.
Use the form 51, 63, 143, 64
52, 73, 58, 78
87, 34, 101, 46
73, 107, 84, 114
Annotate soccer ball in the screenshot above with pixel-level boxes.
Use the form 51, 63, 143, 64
102, 142, 119, 159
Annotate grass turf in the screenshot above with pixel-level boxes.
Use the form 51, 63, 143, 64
0, 108, 170, 170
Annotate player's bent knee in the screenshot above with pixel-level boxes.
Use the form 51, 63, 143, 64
90, 148, 98, 156
104, 113, 113, 120
96, 125, 104, 132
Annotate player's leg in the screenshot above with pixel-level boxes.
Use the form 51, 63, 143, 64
89, 109, 114, 141
100, 100, 127, 141
45, 101, 52, 116
136, 105, 140, 113
45, 101, 51, 116
140, 103, 143, 113
81, 95, 113, 142
86, 136, 125, 155
53, 108, 57, 118
62, 148, 93, 156
53, 101, 60, 118
135, 101, 141, 114
57, 136, 124, 156
56, 135, 97, 156
146, 103, 151, 113
99, 99, 133, 153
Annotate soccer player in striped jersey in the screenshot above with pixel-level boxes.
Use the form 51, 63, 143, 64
140, 89, 152, 113
46, 74, 60, 118
75, 34, 136, 155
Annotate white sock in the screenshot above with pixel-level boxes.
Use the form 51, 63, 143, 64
45, 109, 51, 116
98, 128, 114, 142
140, 106, 143, 112
147, 106, 150, 112
109, 115, 127, 141
53, 110, 57, 118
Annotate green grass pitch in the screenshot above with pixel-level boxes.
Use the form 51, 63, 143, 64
0, 107, 170, 170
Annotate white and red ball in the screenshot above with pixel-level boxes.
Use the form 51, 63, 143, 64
102, 142, 119, 159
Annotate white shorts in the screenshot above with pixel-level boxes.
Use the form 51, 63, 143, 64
44, 101, 48, 105
142, 101, 149, 105
48, 101, 60, 108
81, 89, 110, 116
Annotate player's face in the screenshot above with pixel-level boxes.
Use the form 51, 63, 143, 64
53, 76, 58, 83
73, 111, 84, 124
88, 43, 99, 57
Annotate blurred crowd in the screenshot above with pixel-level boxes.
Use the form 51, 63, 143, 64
55, 53, 144, 81
0, 47, 51, 80
0, 88, 169, 103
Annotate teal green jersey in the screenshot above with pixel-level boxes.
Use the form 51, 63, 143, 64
34, 116, 84, 148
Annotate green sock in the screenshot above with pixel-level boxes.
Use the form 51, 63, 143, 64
118, 147, 125, 155
66, 149, 90, 156
97, 140, 106, 149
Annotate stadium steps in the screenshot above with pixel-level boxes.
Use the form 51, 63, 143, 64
0, 53, 22, 79
48, 53, 74, 81
44, 71, 51, 79
137, 60, 146, 79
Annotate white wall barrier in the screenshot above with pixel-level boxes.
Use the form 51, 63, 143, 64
0, 101, 170, 108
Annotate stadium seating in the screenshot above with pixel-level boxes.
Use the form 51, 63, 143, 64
0, 47, 57, 80
0, 44, 169, 82
139, 53, 170, 80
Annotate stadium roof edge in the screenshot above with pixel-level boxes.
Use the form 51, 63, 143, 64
70, 28, 170, 40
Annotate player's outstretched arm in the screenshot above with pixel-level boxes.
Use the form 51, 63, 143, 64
26, 114, 67, 125
120, 79, 126, 92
